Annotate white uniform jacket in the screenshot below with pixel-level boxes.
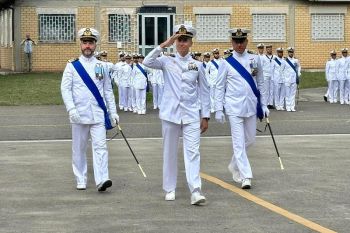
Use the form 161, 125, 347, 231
118, 62, 133, 88
261, 54, 275, 78
215, 50, 266, 117
282, 57, 301, 85
326, 59, 337, 81
112, 61, 124, 85
345, 57, 350, 80
61, 55, 117, 124
143, 46, 210, 124
336, 57, 347, 81
133, 63, 149, 90
271, 57, 286, 84
150, 68, 164, 85
205, 58, 223, 86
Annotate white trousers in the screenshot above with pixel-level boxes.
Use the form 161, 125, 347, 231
161, 120, 202, 193
264, 76, 274, 105
344, 79, 350, 104
331, 80, 339, 102
209, 85, 216, 112
72, 123, 109, 186
135, 88, 146, 111
121, 86, 132, 109
285, 83, 297, 109
274, 82, 285, 108
339, 80, 345, 104
131, 86, 137, 109
227, 115, 256, 179
152, 84, 164, 108
118, 85, 123, 108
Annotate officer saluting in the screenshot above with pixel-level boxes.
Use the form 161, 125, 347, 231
61, 28, 119, 192
143, 24, 210, 205
214, 28, 268, 189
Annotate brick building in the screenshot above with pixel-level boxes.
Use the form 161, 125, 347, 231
0, 0, 349, 71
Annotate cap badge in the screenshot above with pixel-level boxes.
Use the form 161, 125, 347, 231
178, 25, 187, 35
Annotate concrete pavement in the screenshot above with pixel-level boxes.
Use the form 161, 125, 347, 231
0, 87, 350, 232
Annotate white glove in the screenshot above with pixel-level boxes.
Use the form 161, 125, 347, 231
68, 108, 81, 123
215, 110, 226, 124
111, 113, 120, 124
262, 106, 270, 118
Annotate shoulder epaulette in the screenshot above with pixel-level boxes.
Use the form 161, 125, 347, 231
223, 54, 231, 59
68, 58, 79, 63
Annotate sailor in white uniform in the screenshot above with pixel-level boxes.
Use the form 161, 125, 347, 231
325, 50, 338, 103
143, 24, 210, 205
61, 28, 119, 192
282, 47, 301, 112
205, 48, 223, 113
214, 28, 269, 189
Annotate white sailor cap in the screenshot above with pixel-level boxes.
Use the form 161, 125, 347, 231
203, 52, 211, 57
330, 50, 337, 55
265, 44, 272, 48
100, 50, 107, 56
119, 51, 126, 56
228, 28, 250, 39
212, 48, 220, 54
78, 27, 99, 41
125, 53, 132, 58
223, 49, 231, 55
341, 48, 348, 53
256, 43, 265, 48
194, 51, 202, 56
287, 47, 295, 52
276, 47, 284, 52
173, 24, 196, 38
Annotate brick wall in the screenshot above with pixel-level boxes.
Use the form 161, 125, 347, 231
4, 1, 349, 71
0, 46, 13, 70
295, 4, 350, 69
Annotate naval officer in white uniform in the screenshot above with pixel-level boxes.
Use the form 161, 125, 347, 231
143, 24, 210, 205
61, 28, 119, 192
214, 28, 268, 189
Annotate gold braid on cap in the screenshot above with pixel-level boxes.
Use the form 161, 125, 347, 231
83, 28, 92, 36
236, 29, 243, 36
178, 25, 187, 35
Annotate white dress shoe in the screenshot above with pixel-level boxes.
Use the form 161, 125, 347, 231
241, 178, 251, 189
165, 191, 175, 201
228, 163, 242, 183
191, 191, 206, 205
76, 184, 86, 190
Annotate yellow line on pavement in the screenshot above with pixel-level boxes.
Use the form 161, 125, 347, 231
200, 172, 337, 233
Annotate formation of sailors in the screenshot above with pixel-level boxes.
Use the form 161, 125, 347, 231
324, 48, 350, 105
95, 42, 302, 114
191, 44, 301, 112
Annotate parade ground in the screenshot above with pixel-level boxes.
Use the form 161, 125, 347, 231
0, 88, 349, 233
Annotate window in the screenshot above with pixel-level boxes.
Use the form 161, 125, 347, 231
109, 14, 131, 42
0, 9, 13, 46
252, 14, 285, 42
196, 14, 230, 41
312, 14, 344, 41
39, 14, 75, 42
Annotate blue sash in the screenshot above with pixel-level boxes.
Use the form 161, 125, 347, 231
72, 60, 113, 130
286, 58, 299, 84
211, 60, 219, 70
136, 63, 150, 92
203, 62, 207, 69
274, 57, 281, 66
225, 56, 264, 120
136, 64, 147, 78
